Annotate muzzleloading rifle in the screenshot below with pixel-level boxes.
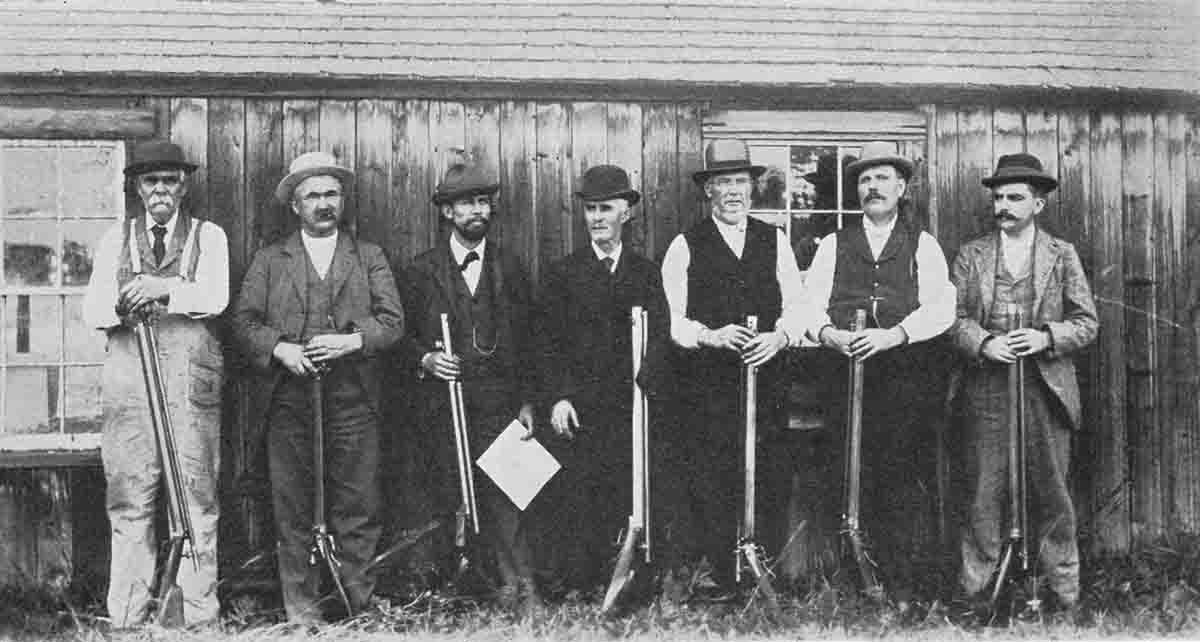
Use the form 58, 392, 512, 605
131, 311, 195, 628
987, 304, 1040, 613
735, 316, 779, 609
439, 313, 480, 574
600, 306, 651, 615
842, 309, 883, 599
308, 361, 354, 616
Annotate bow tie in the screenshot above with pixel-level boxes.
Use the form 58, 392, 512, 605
458, 250, 479, 272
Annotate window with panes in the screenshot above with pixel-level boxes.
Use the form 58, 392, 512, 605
0, 140, 123, 451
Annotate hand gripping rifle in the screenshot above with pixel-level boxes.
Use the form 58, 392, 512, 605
600, 306, 652, 614
440, 313, 480, 574
842, 309, 883, 599
308, 360, 354, 616
987, 304, 1039, 613
735, 316, 780, 608
131, 311, 195, 627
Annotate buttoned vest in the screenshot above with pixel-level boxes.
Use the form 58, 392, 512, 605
116, 214, 204, 286
828, 218, 920, 329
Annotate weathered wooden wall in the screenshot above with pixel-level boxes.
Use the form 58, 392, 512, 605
930, 105, 1200, 553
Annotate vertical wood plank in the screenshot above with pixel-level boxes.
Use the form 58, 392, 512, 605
1123, 110, 1161, 543
607, 103, 644, 255
641, 103, 680, 262
955, 107, 994, 248
355, 99, 394, 255
1025, 109, 1063, 238
318, 100, 357, 234
1180, 115, 1200, 534
899, 138, 930, 232
391, 99, 433, 265
244, 100, 284, 255
933, 105, 959, 255
499, 101, 538, 281
170, 98, 209, 221
206, 99, 246, 281
280, 100, 319, 240
570, 102, 607, 252
1089, 110, 1130, 552
992, 107, 1026, 157
676, 104, 704, 245
429, 101, 467, 250
464, 101, 503, 250
535, 102, 572, 268
33, 471, 71, 588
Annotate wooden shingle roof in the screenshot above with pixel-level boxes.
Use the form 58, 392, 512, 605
1, 0, 1196, 94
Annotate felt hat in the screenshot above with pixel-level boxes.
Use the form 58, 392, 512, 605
981, 152, 1058, 192
123, 140, 197, 177
845, 141, 914, 183
432, 164, 500, 205
575, 164, 640, 206
275, 151, 355, 203
692, 139, 766, 186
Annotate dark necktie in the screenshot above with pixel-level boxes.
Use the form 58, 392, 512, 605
151, 225, 167, 265
601, 256, 615, 274
459, 250, 479, 272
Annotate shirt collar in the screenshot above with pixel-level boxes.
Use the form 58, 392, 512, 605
450, 234, 486, 265
591, 241, 622, 267
710, 214, 747, 234
301, 228, 339, 249
145, 211, 179, 238
863, 212, 898, 239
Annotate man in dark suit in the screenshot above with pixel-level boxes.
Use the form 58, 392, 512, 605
231, 151, 404, 623
950, 153, 1098, 609
396, 163, 541, 611
535, 165, 669, 595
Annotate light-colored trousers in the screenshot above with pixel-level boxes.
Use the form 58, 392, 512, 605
100, 317, 223, 626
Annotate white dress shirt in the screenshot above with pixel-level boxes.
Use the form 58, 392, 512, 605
800, 214, 955, 344
83, 213, 230, 329
591, 241, 622, 273
661, 215, 807, 349
450, 234, 486, 296
301, 229, 338, 280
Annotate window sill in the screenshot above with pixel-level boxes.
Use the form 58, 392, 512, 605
0, 433, 101, 468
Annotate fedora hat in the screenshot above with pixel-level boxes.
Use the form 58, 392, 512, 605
692, 139, 766, 186
432, 164, 500, 206
575, 164, 640, 206
124, 140, 197, 177
982, 153, 1058, 192
845, 141, 914, 183
275, 151, 355, 203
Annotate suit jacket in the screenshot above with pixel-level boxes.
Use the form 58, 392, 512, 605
536, 245, 669, 414
949, 227, 1099, 428
232, 231, 405, 434
395, 237, 537, 409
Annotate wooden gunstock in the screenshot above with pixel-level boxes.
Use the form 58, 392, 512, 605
441, 313, 480, 538
843, 309, 881, 597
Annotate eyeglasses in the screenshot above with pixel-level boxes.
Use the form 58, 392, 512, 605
139, 173, 182, 188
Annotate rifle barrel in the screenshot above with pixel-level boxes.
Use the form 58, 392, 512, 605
743, 315, 758, 540
441, 313, 480, 535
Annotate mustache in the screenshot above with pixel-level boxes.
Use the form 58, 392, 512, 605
995, 212, 1018, 221
863, 193, 884, 202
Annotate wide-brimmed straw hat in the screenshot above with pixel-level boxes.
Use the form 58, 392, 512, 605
432, 164, 500, 205
124, 140, 198, 177
845, 141, 914, 183
692, 139, 766, 186
981, 152, 1059, 193
275, 151, 355, 203
575, 164, 640, 206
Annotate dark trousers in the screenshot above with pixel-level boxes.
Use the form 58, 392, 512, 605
268, 368, 381, 620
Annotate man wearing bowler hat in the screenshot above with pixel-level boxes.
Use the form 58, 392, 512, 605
83, 140, 229, 626
231, 151, 404, 622
535, 165, 669, 594
655, 139, 808, 596
396, 163, 541, 611
949, 153, 1097, 609
798, 140, 955, 596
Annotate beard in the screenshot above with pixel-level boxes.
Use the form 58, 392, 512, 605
456, 217, 490, 242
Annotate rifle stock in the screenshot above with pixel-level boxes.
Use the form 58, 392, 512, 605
132, 318, 193, 628
309, 368, 354, 616
735, 316, 779, 609
843, 309, 882, 598
601, 307, 650, 615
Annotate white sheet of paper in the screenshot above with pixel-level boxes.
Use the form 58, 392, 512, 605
476, 420, 561, 511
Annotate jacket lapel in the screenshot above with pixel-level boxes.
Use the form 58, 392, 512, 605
1031, 227, 1059, 316
157, 215, 189, 271
978, 233, 998, 320
281, 232, 308, 306
327, 233, 357, 305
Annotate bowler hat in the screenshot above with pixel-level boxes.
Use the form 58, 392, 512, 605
845, 141, 914, 183
275, 151, 355, 203
575, 164, 640, 206
981, 153, 1058, 192
124, 140, 197, 177
692, 139, 766, 186
432, 164, 500, 206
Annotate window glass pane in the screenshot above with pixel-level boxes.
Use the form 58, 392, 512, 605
790, 145, 838, 211
64, 295, 104, 362
61, 145, 121, 219
5, 366, 57, 434
4, 219, 57, 286
791, 213, 840, 271
748, 146, 788, 211
5, 295, 61, 363
64, 365, 103, 434
62, 219, 111, 286
3, 146, 57, 218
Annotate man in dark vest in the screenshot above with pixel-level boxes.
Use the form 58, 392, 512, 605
950, 153, 1097, 610
536, 165, 669, 595
83, 140, 229, 626
658, 140, 807, 596
396, 164, 541, 611
231, 151, 404, 623
800, 141, 955, 597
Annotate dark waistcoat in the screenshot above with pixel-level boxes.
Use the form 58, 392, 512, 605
450, 258, 512, 382
829, 219, 920, 329
116, 213, 204, 286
